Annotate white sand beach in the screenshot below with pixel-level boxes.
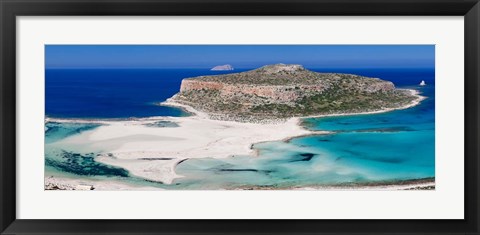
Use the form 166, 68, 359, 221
51, 111, 325, 185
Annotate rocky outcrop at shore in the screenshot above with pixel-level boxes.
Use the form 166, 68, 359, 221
170, 64, 417, 120
45, 176, 95, 190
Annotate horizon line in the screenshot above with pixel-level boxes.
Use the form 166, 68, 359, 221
45, 66, 435, 70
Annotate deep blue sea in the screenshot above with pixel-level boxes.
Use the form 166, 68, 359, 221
46, 68, 251, 118
45, 67, 435, 189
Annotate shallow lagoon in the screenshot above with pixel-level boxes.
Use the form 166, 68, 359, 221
171, 85, 435, 189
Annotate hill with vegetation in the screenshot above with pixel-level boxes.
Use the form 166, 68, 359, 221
168, 64, 417, 121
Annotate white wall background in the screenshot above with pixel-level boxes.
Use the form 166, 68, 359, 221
17, 16, 464, 219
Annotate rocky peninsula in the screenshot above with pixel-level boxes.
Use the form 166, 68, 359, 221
45, 64, 428, 190
169, 64, 418, 122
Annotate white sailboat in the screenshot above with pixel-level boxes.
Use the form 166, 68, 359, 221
419, 80, 426, 86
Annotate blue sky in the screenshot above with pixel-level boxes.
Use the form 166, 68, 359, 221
45, 45, 434, 69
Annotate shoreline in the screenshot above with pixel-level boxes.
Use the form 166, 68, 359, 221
46, 89, 425, 125
302, 89, 426, 119
44, 174, 435, 191
294, 89, 426, 120
234, 177, 435, 191
44, 175, 160, 191
160, 89, 426, 123
45, 88, 429, 190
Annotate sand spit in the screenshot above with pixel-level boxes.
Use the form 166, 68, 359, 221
51, 114, 325, 184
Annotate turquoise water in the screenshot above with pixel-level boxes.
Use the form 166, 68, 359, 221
45, 123, 127, 176
45, 123, 169, 188
45, 122, 101, 144
171, 85, 435, 189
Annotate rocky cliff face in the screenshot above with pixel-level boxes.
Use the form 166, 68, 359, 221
170, 64, 415, 121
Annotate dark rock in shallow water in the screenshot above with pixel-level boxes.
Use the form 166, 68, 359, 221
219, 169, 258, 172
341, 149, 405, 164
176, 159, 188, 166
144, 121, 179, 128
138, 158, 173, 161
45, 151, 129, 177
216, 168, 273, 174
142, 179, 164, 185
289, 153, 316, 162
354, 126, 414, 133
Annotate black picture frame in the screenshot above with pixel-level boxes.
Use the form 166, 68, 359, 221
1, 0, 479, 234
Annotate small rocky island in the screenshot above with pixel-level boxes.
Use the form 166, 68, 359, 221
211, 64, 234, 71
169, 64, 418, 121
